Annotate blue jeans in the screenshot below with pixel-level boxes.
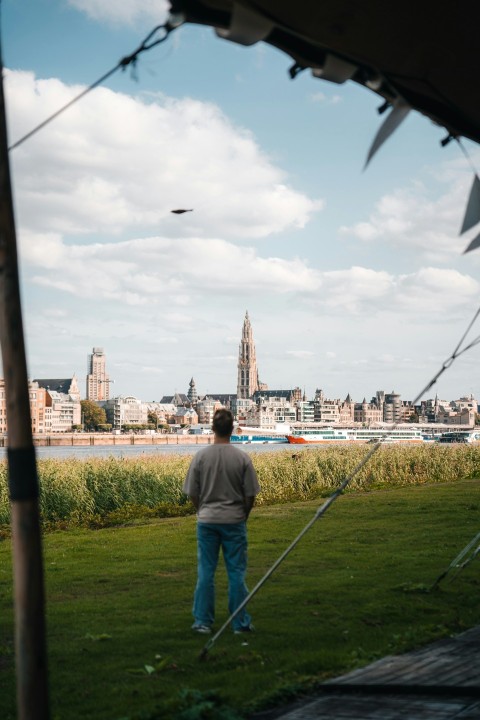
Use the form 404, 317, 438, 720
193, 522, 252, 631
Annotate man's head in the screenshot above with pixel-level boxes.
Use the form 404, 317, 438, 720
212, 408, 234, 439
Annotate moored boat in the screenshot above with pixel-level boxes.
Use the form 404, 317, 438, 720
286, 428, 351, 444
287, 427, 424, 444
437, 430, 480, 444
356, 428, 424, 443
231, 434, 288, 444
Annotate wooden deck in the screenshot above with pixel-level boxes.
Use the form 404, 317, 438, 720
255, 626, 480, 719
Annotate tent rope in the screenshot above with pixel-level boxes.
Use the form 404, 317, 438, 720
8, 19, 180, 152
431, 530, 480, 589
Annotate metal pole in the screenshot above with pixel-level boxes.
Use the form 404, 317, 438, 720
0, 67, 50, 717
431, 530, 480, 589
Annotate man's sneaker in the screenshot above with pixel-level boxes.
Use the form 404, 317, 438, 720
192, 624, 212, 634
234, 624, 255, 635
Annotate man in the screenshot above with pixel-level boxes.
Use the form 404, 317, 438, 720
183, 408, 260, 634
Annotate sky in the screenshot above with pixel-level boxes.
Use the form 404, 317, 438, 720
2, 0, 480, 403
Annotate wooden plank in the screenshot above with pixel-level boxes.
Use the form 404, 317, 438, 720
279, 627, 480, 719
278, 693, 476, 720
328, 626, 480, 689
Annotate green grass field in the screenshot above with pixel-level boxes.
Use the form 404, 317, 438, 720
1, 476, 479, 719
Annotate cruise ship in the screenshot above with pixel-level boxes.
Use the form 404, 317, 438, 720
286, 427, 424, 444
231, 434, 288, 444
230, 424, 290, 444
437, 430, 480, 444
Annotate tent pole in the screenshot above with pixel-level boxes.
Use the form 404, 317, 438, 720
0, 70, 50, 717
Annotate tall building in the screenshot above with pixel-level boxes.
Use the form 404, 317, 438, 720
237, 311, 260, 400
383, 391, 402, 423
86, 347, 110, 401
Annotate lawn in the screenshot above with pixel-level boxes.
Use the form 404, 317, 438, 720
1, 478, 479, 719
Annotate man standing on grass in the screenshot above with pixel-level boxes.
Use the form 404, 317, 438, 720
183, 408, 260, 635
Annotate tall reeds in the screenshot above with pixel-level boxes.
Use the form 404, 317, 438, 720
0, 445, 478, 527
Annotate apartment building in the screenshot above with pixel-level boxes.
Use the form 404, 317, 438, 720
354, 399, 383, 424
196, 397, 223, 424
103, 396, 148, 429
144, 402, 177, 426
44, 390, 81, 433
0, 378, 81, 434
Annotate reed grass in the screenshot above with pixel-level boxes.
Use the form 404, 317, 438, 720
0, 444, 479, 528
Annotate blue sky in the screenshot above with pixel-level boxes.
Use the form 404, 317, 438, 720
3, 0, 480, 403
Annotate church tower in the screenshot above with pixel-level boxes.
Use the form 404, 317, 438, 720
187, 377, 198, 406
237, 311, 259, 399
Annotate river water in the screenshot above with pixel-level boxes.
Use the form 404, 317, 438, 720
0, 442, 300, 461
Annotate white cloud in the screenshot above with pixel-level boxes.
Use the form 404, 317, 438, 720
304, 265, 479, 317
6, 70, 322, 242
339, 174, 474, 260
316, 266, 394, 313
20, 231, 65, 269
141, 365, 164, 374
163, 313, 193, 327
20, 233, 321, 305
286, 350, 314, 359
21, 220, 479, 328
44, 308, 67, 318
309, 92, 342, 106
68, 0, 169, 26
147, 337, 178, 345
396, 267, 479, 311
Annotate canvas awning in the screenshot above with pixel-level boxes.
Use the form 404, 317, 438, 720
170, 0, 480, 145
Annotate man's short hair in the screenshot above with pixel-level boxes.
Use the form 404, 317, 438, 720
212, 408, 234, 438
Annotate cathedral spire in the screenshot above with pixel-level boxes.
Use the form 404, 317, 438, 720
237, 311, 259, 399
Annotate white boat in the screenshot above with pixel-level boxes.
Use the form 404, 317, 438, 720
286, 428, 351, 444
230, 434, 288, 444
437, 431, 480, 444
355, 428, 424, 443
287, 427, 424, 444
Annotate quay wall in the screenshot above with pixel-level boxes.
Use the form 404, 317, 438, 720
0, 434, 215, 448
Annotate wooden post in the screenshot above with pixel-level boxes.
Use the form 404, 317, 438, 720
0, 68, 50, 717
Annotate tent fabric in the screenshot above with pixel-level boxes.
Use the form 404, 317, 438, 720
170, 0, 480, 145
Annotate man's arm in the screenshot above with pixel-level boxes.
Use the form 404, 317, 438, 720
244, 495, 255, 520
188, 495, 200, 511
183, 455, 200, 512
243, 457, 260, 520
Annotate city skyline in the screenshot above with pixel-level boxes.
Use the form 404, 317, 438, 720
31, 321, 479, 407
4, 1, 480, 402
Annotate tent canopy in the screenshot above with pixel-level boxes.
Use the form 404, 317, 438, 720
170, 0, 480, 145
